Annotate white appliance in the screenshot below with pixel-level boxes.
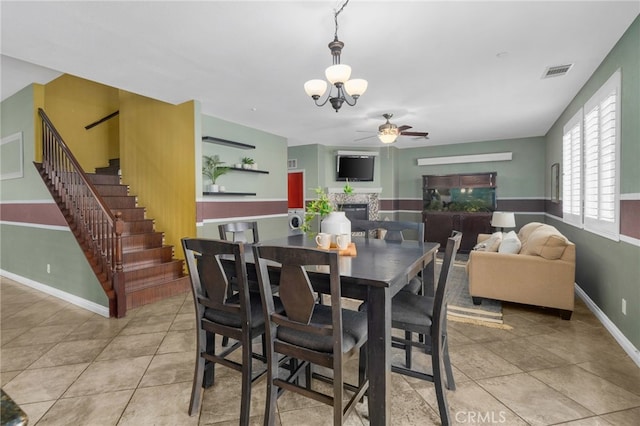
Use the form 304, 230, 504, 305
288, 209, 305, 230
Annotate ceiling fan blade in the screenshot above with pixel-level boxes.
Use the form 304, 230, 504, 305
397, 125, 412, 132
354, 134, 377, 142
400, 131, 429, 137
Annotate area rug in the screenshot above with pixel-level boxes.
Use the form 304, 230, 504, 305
435, 260, 512, 329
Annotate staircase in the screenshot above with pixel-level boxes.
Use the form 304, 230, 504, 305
87, 170, 190, 313
35, 108, 189, 317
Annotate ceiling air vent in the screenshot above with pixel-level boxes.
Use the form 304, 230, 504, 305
287, 159, 297, 169
542, 64, 573, 79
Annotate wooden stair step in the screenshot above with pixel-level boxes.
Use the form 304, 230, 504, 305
112, 207, 146, 221
122, 220, 155, 234
123, 260, 185, 289
86, 173, 120, 185
123, 246, 175, 267
125, 276, 190, 310
92, 184, 129, 196
121, 232, 164, 251
102, 195, 137, 209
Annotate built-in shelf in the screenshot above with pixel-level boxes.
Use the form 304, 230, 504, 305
203, 191, 256, 196
230, 167, 269, 174
202, 136, 255, 150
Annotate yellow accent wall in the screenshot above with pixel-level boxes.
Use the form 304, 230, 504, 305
118, 91, 196, 256
33, 84, 45, 162
44, 75, 119, 171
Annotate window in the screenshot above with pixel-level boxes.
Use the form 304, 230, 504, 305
562, 70, 620, 240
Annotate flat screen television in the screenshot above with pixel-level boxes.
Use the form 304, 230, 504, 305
336, 155, 375, 181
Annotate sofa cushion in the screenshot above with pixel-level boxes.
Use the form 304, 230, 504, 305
498, 231, 521, 254
521, 226, 569, 260
517, 222, 545, 246
473, 232, 502, 252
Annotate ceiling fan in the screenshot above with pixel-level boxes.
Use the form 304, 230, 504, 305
355, 113, 429, 144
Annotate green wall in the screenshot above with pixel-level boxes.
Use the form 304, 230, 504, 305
199, 114, 289, 241
0, 85, 107, 309
545, 16, 640, 350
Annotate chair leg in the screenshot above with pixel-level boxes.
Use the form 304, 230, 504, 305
221, 336, 230, 347
203, 332, 215, 387
189, 353, 205, 415
264, 347, 278, 426
405, 331, 412, 369
432, 336, 451, 426
442, 333, 455, 391
239, 335, 252, 426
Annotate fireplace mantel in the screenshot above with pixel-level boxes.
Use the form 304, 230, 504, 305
326, 187, 382, 194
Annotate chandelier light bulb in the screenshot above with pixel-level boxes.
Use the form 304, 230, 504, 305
325, 64, 351, 85
304, 79, 328, 98
344, 78, 368, 97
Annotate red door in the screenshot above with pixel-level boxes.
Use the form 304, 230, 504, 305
288, 171, 304, 209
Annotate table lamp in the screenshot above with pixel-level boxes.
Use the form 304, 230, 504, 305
491, 211, 515, 232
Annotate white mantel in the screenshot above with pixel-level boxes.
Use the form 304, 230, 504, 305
326, 187, 382, 194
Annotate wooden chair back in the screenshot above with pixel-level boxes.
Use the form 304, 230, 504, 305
218, 221, 260, 244
350, 219, 424, 242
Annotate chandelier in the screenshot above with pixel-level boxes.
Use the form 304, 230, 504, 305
304, 0, 368, 112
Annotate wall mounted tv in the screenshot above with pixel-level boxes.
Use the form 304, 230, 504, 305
336, 155, 375, 182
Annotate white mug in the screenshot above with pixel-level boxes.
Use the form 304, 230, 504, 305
315, 232, 331, 249
336, 233, 350, 250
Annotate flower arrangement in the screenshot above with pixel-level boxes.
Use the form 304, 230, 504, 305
301, 180, 353, 233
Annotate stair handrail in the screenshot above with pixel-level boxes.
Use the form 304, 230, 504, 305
38, 108, 125, 317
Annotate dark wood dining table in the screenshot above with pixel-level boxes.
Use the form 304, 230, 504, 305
257, 234, 440, 425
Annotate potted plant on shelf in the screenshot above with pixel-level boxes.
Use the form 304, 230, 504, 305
202, 155, 229, 193
241, 156, 256, 170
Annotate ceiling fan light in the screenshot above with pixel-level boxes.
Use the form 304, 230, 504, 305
304, 79, 328, 98
325, 64, 351, 84
344, 78, 368, 97
378, 132, 398, 144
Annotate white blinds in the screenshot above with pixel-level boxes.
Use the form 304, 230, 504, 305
564, 69, 620, 240
562, 109, 582, 226
585, 91, 617, 223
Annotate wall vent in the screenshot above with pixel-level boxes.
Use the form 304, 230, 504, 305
287, 159, 297, 169
542, 64, 573, 79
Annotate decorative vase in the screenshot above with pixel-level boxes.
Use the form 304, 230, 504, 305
208, 184, 219, 193
321, 211, 351, 244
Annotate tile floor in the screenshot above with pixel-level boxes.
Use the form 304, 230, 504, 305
1, 275, 639, 426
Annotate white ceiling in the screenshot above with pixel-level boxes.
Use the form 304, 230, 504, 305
1, 1, 638, 149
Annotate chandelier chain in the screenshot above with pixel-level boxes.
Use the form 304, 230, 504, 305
333, 0, 350, 40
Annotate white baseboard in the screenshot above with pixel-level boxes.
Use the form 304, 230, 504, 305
0, 270, 109, 318
575, 284, 640, 368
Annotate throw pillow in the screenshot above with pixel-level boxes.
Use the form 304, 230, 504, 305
498, 231, 522, 254
521, 226, 569, 259
517, 222, 545, 246
473, 232, 502, 251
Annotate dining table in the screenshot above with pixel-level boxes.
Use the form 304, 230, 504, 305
255, 233, 441, 425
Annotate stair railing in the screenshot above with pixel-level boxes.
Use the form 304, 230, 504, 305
38, 108, 126, 317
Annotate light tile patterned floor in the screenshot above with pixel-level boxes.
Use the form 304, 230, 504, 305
1, 276, 639, 425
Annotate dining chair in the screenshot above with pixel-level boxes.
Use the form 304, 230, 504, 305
390, 231, 462, 426
252, 244, 369, 425
182, 237, 282, 425
350, 219, 426, 294
218, 221, 260, 243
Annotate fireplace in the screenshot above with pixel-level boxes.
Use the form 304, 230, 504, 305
339, 203, 368, 221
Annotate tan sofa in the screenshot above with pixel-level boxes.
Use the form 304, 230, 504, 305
467, 222, 576, 319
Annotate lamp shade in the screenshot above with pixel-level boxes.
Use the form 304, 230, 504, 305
491, 211, 516, 229
325, 64, 352, 84
304, 79, 328, 98
378, 130, 398, 144
344, 78, 368, 97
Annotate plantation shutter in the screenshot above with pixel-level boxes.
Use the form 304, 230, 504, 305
583, 70, 620, 239
562, 109, 582, 227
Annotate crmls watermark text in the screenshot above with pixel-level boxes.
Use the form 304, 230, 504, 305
455, 411, 508, 424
